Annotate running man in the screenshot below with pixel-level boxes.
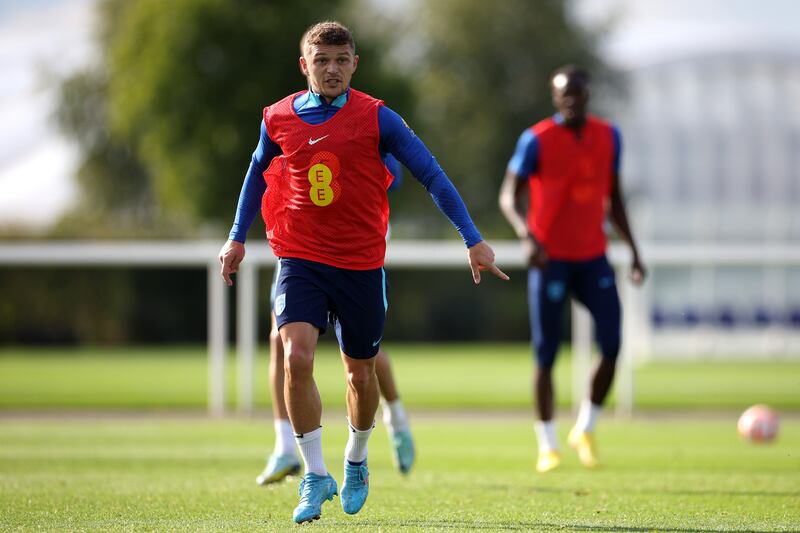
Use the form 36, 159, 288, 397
220, 21, 507, 523
255, 155, 415, 486
499, 65, 645, 474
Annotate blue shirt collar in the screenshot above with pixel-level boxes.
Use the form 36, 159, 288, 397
298, 88, 349, 110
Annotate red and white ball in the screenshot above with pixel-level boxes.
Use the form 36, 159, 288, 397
737, 404, 779, 443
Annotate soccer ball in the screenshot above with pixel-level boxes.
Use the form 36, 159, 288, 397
737, 404, 779, 443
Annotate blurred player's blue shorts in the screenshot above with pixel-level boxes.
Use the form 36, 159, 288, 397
272, 257, 387, 359
528, 254, 621, 368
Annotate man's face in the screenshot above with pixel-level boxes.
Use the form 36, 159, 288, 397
299, 43, 358, 101
551, 73, 589, 126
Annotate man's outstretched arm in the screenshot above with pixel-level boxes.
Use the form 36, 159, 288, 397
609, 172, 645, 285
378, 106, 508, 283
608, 127, 645, 285
499, 129, 547, 268
220, 120, 281, 286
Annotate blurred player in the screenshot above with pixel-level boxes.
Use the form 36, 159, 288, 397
255, 154, 415, 486
220, 21, 507, 523
499, 65, 645, 473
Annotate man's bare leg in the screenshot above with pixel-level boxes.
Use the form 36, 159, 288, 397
282, 322, 326, 476
340, 352, 378, 514
342, 353, 379, 433
535, 365, 555, 421
270, 314, 290, 420
375, 349, 398, 402
533, 365, 560, 472
256, 315, 299, 485
375, 348, 415, 473
282, 322, 338, 525
589, 357, 617, 406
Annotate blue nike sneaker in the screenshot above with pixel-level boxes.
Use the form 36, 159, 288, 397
390, 429, 415, 474
292, 472, 338, 524
340, 461, 369, 515
256, 453, 301, 486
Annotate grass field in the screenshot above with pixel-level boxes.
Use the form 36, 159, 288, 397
1, 343, 799, 410
1, 416, 798, 532
2, 344, 799, 531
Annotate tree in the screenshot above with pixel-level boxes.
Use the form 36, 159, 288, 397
54, 0, 155, 236
56, 0, 414, 235
354, 0, 605, 238
33, 0, 416, 344
104, 0, 413, 230
56, 68, 155, 234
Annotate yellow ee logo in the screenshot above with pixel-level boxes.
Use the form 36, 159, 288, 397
308, 151, 340, 207
309, 164, 334, 206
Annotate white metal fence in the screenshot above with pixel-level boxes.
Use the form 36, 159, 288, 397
2, 240, 799, 416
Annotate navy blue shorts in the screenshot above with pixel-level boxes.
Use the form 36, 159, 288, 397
273, 257, 388, 359
528, 254, 621, 369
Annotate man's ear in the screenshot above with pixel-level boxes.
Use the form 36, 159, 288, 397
352, 54, 359, 72
299, 56, 308, 76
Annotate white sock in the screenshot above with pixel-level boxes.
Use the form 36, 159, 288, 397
381, 398, 409, 434
575, 400, 602, 433
534, 420, 559, 453
344, 419, 374, 464
273, 419, 296, 458
295, 427, 327, 476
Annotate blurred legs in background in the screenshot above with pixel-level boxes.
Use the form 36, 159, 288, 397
529, 257, 622, 472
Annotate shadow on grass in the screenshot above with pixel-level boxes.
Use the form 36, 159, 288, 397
500, 485, 800, 498
330, 518, 778, 532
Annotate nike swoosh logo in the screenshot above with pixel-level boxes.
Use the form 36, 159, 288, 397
372, 337, 382, 347
308, 135, 329, 145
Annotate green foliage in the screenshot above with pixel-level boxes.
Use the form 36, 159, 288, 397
368, 0, 604, 237
56, 0, 599, 237
104, 0, 413, 227
385, 268, 530, 342
0, 269, 208, 345
39, 0, 605, 346
3, 344, 800, 410
55, 68, 154, 231
0, 269, 134, 344
54, 0, 413, 233
53, 0, 169, 236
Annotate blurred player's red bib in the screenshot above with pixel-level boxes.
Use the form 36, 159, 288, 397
261, 89, 393, 270
527, 115, 615, 260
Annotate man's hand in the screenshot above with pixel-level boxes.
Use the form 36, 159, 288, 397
467, 241, 510, 284
523, 234, 548, 269
630, 254, 647, 286
219, 240, 245, 286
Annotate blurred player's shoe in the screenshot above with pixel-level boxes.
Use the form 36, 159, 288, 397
390, 429, 415, 474
340, 461, 369, 514
536, 449, 561, 473
256, 453, 301, 485
292, 472, 338, 524
568, 427, 598, 468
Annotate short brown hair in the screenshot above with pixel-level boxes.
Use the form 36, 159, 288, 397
300, 21, 355, 54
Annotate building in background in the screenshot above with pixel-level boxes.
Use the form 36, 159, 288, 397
572, 0, 800, 356
608, 51, 800, 356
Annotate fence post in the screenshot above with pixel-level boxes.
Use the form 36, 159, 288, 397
571, 301, 593, 414
617, 269, 635, 418
236, 263, 257, 415
208, 261, 228, 417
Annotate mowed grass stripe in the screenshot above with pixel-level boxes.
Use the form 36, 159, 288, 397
1, 343, 799, 410
0, 416, 798, 532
